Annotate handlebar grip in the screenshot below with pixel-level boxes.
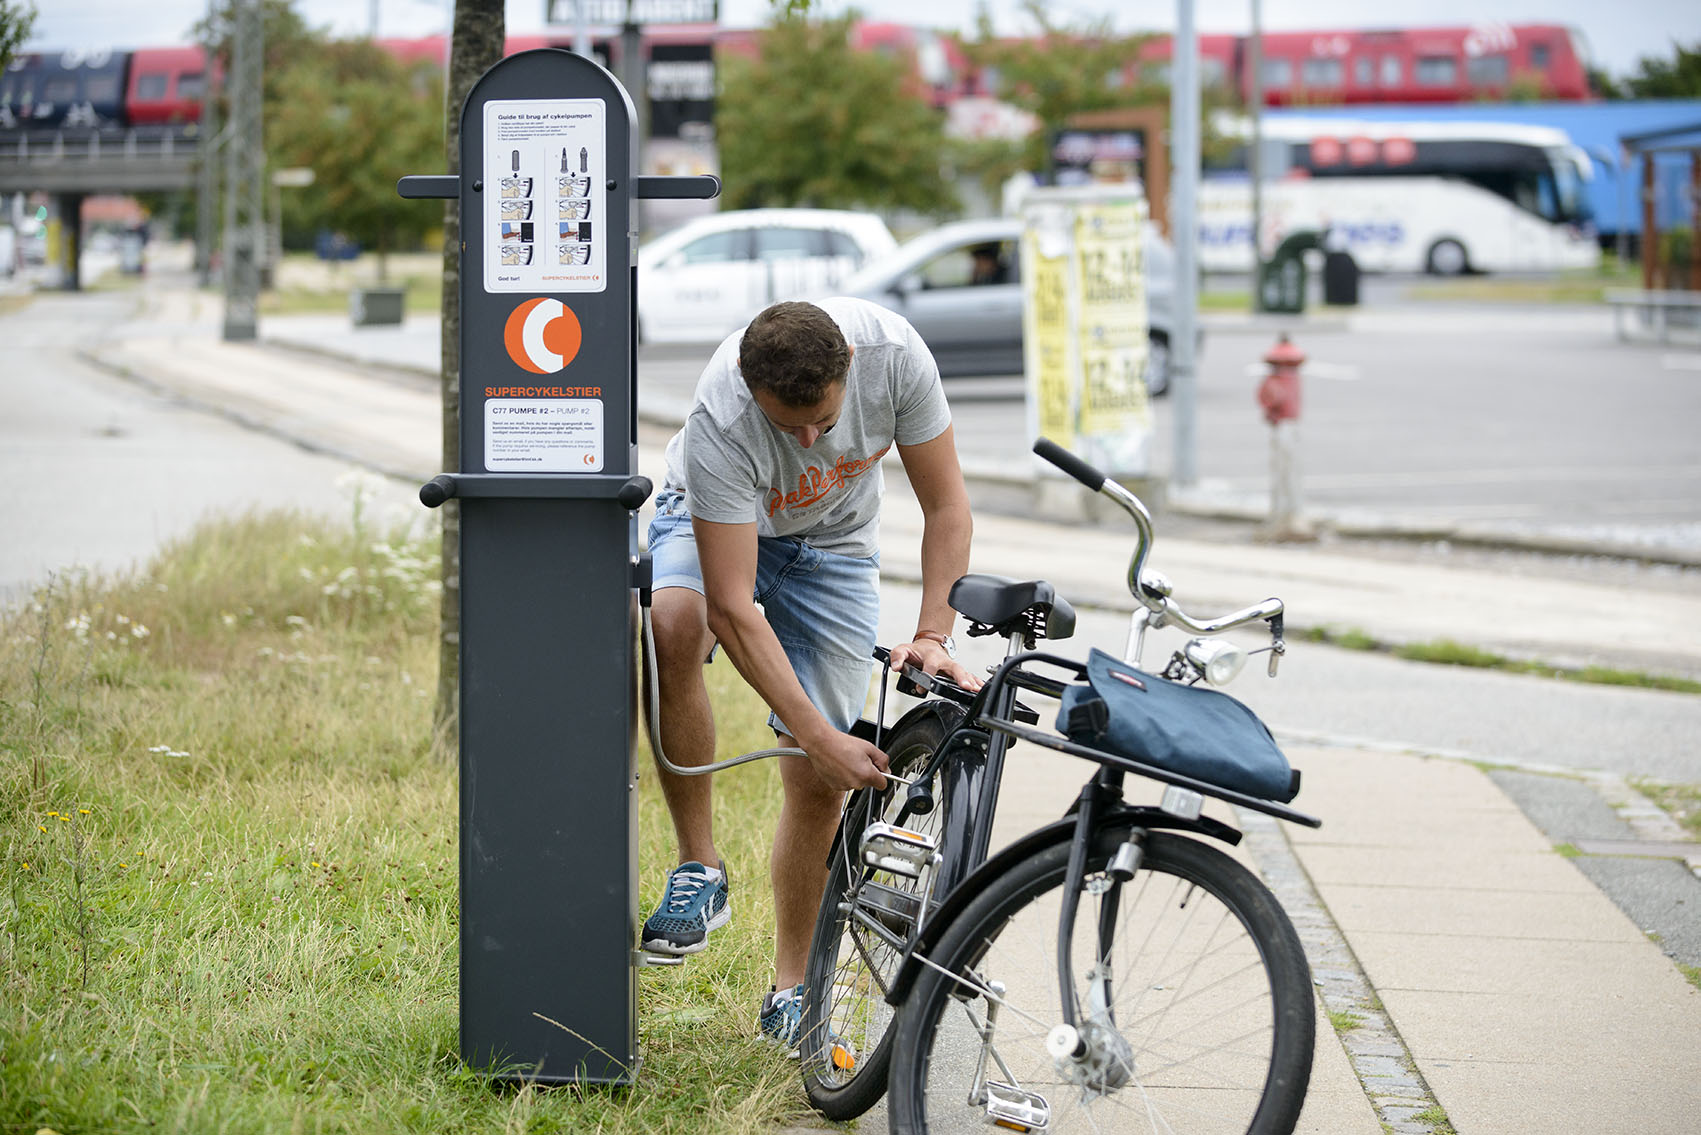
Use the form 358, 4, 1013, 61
419, 474, 457, 509
617, 475, 654, 511
1033, 438, 1106, 491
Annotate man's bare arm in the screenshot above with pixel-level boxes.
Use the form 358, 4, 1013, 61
891, 424, 981, 690
692, 516, 889, 790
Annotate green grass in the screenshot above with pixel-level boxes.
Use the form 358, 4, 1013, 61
260, 274, 443, 318
1403, 259, 1640, 306
1, 502, 817, 1133
1325, 1008, 1364, 1034
1198, 290, 1253, 311
1304, 627, 1701, 695
1412, 1104, 1457, 1134
1630, 779, 1701, 840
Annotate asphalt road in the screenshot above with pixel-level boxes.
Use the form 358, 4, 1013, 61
635, 302, 1701, 556
0, 291, 422, 606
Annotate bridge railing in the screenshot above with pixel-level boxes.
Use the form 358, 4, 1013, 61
0, 126, 202, 165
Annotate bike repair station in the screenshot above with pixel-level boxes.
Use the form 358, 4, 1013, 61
401, 48, 717, 1084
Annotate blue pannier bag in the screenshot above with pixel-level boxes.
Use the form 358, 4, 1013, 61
1055, 648, 1299, 803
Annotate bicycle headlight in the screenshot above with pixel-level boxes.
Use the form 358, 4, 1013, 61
1184, 638, 1247, 686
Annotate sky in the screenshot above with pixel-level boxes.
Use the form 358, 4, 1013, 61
21, 0, 1701, 78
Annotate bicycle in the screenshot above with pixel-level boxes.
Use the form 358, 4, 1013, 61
800, 438, 1322, 1133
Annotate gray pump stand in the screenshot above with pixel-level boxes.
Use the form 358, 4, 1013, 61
400, 48, 717, 1085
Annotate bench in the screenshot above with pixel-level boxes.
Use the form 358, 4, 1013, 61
1604, 287, 1701, 345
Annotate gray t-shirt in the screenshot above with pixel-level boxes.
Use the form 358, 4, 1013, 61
661, 297, 951, 557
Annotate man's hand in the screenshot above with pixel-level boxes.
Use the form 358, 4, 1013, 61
888, 638, 984, 693
802, 729, 891, 791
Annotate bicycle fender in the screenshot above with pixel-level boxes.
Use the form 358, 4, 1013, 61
825, 699, 970, 868
884, 697, 970, 749
883, 805, 1243, 1007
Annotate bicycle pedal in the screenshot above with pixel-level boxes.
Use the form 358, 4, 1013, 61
984, 1081, 1050, 1131
634, 950, 688, 968
860, 821, 939, 879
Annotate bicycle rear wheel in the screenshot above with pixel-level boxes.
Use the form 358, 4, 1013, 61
801, 705, 963, 1119
889, 829, 1314, 1134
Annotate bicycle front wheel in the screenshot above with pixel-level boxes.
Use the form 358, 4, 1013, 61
801, 704, 963, 1120
889, 829, 1314, 1134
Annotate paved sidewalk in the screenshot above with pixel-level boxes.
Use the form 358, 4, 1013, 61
86, 312, 1701, 1134
986, 740, 1701, 1134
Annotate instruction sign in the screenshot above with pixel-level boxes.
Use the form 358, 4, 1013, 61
484, 398, 605, 471
484, 98, 608, 293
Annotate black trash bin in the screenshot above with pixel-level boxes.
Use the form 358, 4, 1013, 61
1258, 231, 1319, 315
1322, 250, 1359, 306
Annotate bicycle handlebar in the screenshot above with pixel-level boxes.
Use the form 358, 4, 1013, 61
1033, 439, 1283, 636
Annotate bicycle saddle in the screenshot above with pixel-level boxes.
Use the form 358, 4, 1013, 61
949, 574, 1076, 644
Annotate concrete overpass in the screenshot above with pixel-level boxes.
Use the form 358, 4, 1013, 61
0, 126, 201, 288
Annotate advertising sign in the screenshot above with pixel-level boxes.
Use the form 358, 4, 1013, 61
1020, 185, 1151, 476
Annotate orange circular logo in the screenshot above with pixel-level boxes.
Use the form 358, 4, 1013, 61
503, 298, 583, 374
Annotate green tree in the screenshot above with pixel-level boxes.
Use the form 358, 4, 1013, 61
1622, 40, 1701, 98
193, 0, 321, 107
0, 0, 36, 73
959, 0, 1159, 173
267, 39, 444, 279
716, 12, 956, 214
1589, 67, 1625, 99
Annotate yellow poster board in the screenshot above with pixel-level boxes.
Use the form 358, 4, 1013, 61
1020, 187, 1152, 475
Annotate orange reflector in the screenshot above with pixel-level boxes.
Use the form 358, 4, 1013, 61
992, 1123, 1032, 1133
832, 1044, 856, 1071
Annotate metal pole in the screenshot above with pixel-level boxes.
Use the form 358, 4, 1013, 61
1616, 149, 1630, 267
574, 0, 591, 57
222, 0, 264, 341
1248, 0, 1263, 311
195, 0, 222, 287
1170, 0, 1201, 488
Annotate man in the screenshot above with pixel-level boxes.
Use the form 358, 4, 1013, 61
969, 242, 1009, 286
641, 297, 981, 1049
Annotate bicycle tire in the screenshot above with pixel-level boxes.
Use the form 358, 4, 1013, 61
801, 704, 964, 1119
889, 828, 1314, 1134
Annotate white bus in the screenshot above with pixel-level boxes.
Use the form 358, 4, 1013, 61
1199, 117, 1599, 275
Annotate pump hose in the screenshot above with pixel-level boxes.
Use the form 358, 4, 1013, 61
640, 605, 805, 776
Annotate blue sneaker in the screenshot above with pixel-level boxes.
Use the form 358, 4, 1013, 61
641, 860, 730, 956
759, 983, 805, 1056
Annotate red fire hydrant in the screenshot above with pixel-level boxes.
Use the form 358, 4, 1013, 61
1257, 333, 1314, 540
1258, 334, 1304, 425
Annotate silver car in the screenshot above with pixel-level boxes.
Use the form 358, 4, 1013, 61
836, 217, 1180, 395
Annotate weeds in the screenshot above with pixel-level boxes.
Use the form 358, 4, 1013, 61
1630, 779, 1701, 839
1412, 1103, 1458, 1134
1, 505, 815, 1133
1326, 1008, 1364, 1034
1303, 626, 1701, 694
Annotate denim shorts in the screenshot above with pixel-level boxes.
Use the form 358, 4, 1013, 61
647, 490, 880, 738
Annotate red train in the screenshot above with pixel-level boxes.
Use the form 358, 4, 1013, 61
2, 45, 215, 129
0, 21, 1594, 134
1133, 23, 1593, 105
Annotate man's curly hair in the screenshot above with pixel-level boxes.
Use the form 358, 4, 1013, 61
738, 302, 851, 407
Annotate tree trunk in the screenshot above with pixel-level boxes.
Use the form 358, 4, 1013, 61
434, 0, 504, 761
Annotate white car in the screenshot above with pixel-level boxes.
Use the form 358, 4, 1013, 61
636, 208, 898, 343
